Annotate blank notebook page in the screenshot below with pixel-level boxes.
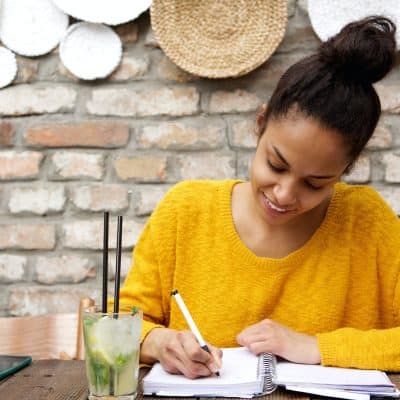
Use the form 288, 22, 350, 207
275, 362, 394, 389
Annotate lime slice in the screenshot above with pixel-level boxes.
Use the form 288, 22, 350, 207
90, 317, 119, 364
89, 316, 139, 365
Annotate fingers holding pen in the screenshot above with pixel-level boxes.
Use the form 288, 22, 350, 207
206, 343, 223, 374
170, 290, 223, 377
180, 331, 222, 377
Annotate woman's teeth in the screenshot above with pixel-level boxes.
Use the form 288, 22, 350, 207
264, 195, 287, 212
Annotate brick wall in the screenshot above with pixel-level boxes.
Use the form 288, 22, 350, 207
0, 2, 399, 316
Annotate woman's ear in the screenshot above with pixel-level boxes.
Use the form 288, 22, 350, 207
255, 104, 268, 138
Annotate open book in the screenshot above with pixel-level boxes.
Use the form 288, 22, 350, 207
143, 347, 400, 399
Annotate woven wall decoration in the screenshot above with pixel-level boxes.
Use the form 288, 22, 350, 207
150, 0, 288, 79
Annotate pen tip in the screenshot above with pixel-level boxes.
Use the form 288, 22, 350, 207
171, 289, 178, 296
215, 371, 220, 377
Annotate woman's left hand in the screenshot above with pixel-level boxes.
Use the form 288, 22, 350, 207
236, 319, 321, 364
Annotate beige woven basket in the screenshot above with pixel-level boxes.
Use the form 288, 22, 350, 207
150, 0, 287, 79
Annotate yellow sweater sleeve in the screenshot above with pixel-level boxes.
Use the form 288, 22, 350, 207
119, 184, 179, 343
317, 199, 400, 371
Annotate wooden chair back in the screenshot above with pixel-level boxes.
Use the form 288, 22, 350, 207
0, 297, 95, 360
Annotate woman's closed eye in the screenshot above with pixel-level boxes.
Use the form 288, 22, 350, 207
267, 160, 285, 173
304, 181, 323, 191
268, 160, 324, 191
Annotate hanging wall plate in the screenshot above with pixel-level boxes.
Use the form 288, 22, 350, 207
0, 46, 17, 88
0, 0, 69, 56
60, 22, 122, 80
52, 0, 152, 26
308, 0, 400, 49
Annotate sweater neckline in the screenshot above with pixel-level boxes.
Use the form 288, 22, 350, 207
219, 180, 343, 269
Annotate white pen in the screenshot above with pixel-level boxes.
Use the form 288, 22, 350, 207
171, 289, 220, 376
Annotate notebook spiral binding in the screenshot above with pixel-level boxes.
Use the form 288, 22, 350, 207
256, 352, 278, 395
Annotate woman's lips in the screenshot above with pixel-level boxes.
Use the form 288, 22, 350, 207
262, 193, 293, 214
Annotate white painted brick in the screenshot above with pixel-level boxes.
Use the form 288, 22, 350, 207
237, 152, 253, 180
9, 185, 66, 215
138, 120, 225, 150
8, 286, 102, 316
0, 151, 42, 180
0, 85, 76, 116
229, 119, 257, 149
87, 87, 199, 117
375, 84, 400, 113
208, 90, 261, 113
69, 184, 128, 211
50, 152, 104, 180
366, 120, 392, 149
178, 153, 236, 180
343, 155, 370, 183
108, 253, 132, 280
383, 153, 400, 183
109, 55, 149, 81
114, 154, 168, 182
63, 219, 145, 249
0, 254, 27, 282
35, 255, 95, 284
0, 224, 56, 250
134, 185, 171, 216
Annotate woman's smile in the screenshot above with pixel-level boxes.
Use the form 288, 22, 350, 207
261, 193, 294, 216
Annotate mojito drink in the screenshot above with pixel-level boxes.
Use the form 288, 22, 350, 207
83, 309, 142, 400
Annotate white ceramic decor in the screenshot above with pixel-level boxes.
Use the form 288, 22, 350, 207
52, 0, 152, 25
0, 46, 17, 88
308, 0, 400, 49
60, 23, 122, 80
0, 0, 69, 56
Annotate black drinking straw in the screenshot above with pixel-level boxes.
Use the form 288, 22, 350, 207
102, 211, 109, 313
113, 215, 123, 314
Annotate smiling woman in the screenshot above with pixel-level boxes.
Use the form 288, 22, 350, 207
117, 16, 400, 378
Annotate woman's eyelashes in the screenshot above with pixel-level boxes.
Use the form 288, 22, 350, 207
266, 160, 323, 191
267, 160, 285, 173
305, 181, 323, 191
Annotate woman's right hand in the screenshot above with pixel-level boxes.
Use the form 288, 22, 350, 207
140, 328, 222, 379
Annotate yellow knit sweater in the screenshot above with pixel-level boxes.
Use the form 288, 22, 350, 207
119, 180, 400, 371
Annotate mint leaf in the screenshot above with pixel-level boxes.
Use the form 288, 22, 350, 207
131, 306, 139, 316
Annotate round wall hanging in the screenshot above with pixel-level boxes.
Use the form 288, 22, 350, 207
150, 0, 288, 79
52, 0, 152, 26
308, 0, 400, 49
60, 22, 122, 80
0, 46, 17, 88
0, 0, 69, 56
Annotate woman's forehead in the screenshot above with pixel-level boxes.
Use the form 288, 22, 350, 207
261, 116, 349, 176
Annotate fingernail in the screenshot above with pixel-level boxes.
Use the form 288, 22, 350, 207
209, 363, 218, 373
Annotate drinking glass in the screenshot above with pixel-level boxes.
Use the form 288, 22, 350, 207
83, 307, 142, 400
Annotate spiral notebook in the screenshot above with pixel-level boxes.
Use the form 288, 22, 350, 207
143, 347, 399, 399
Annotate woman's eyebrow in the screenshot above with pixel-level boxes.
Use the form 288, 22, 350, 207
272, 145, 336, 179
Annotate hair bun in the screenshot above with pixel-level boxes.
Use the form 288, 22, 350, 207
319, 16, 397, 84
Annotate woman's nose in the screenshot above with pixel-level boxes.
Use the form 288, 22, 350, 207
273, 179, 297, 206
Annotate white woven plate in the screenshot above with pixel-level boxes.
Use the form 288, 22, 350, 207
0, 46, 17, 88
52, 0, 152, 25
60, 22, 122, 80
0, 0, 69, 56
308, 0, 400, 49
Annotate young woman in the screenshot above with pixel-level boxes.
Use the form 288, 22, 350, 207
119, 16, 400, 378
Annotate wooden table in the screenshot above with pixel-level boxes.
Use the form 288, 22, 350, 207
0, 360, 399, 400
